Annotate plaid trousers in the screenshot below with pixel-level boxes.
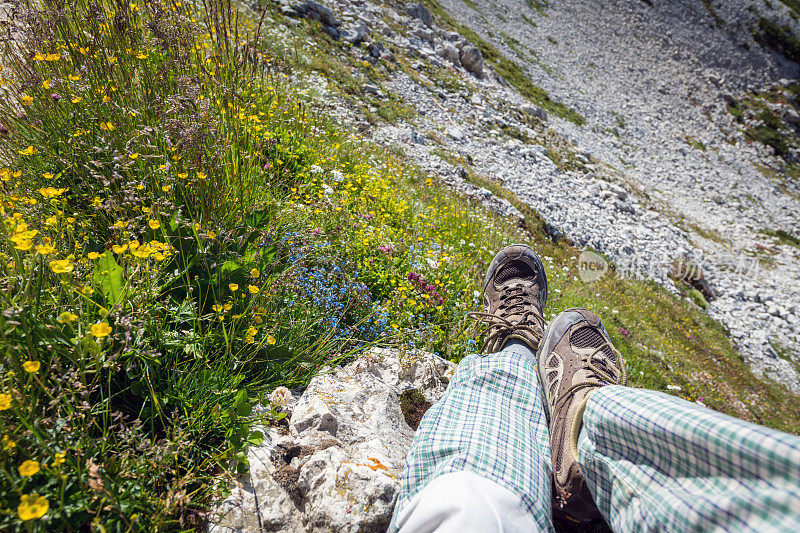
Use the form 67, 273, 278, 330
390, 341, 800, 532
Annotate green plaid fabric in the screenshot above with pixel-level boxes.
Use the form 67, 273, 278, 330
392, 344, 800, 532
390, 341, 553, 531
579, 386, 800, 532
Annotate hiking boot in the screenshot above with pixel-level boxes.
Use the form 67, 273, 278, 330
468, 244, 548, 353
537, 308, 626, 523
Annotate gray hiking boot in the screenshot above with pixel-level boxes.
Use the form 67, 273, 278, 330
537, 308, 626, 523
468, 244, 548, 353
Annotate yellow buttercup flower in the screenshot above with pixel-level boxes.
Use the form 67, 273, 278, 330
71, 96, 83, 103
112, 244, 128, 254
42, 173, 54, 179
42, 79, 51, 89
58, 311, 78, 323
21, 95, 33, 106
148, 219, 160, 230
38, 187, 68, 198
250, 268, 260, 278
51, 451, 66, 467
49, 258, 74, 273
91, 323, 112, 337
36, 243, 56, 255
14, 239, 33, 251
196, 171, 206, 180
248, 285, 259, 294
18, 460, 40, 477
87, 252, 100, 260
266, 335, 276, 345
17, 494, 48, 521
23, 361, 40, 373
229, 283, 238, 292
0, 393, 11, 410
19, 146, 37, 156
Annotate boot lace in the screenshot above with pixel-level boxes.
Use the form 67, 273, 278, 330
467, 282, 545, 352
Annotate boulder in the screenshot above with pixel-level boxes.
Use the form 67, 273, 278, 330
406, 3, 433, 27
340, 21, 370, 44
437, 44, 461, 66
459, 45, 484, 78
520, 103, 547, 120
367, 42, 394, 61
209, 348, 456, 533
290, 0, 341, 27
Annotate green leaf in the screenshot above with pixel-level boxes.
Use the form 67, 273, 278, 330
247, 430, 264, 446
234, 390, 251, 417
93, 252, 127, 305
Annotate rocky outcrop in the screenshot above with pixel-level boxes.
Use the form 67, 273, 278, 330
209, 348, 456, 532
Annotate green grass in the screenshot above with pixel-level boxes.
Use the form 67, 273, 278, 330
754, 16, 800, 63
765, 228, 800, 247
746, 109, 789, 155
1, 0, 799, 529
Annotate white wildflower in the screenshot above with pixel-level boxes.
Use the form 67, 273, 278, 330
270, 386, 292, 408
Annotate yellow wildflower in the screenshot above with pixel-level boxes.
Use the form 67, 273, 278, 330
229, 283, 239, 292
248, 285, 259, 294
43, 173, 54, 179
36, 243, 55, 255
42, 79, 51, 89
87, 252, 100, 260
18, 460, 40, 477
148, 219, 160, 230
51, 452, 66, 467
23, 360, 40, 373
196, 171, 206, 180
19, 146, 37, 156
71, 96, 83, 104
49, 258, 74, 273
38, 187, 68, 198
266, 335, 276, 345
14, 239, 33, 251
58, 311, 78, 323
250, 268, 260, 278
17, 494, 48, 521
0, 393, 10, 410
21, 95, 33, 106
68, 74, 81, 81
111, 244, 128, 254
91, 323, 112, 338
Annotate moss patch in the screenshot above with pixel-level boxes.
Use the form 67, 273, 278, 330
400, 388, 432, 430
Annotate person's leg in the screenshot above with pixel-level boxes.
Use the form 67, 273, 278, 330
390, 341, 553, 532
578, 385, 800, 532
391, 244, 553, 532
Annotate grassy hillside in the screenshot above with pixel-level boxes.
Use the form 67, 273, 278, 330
0, 0, 798, 529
